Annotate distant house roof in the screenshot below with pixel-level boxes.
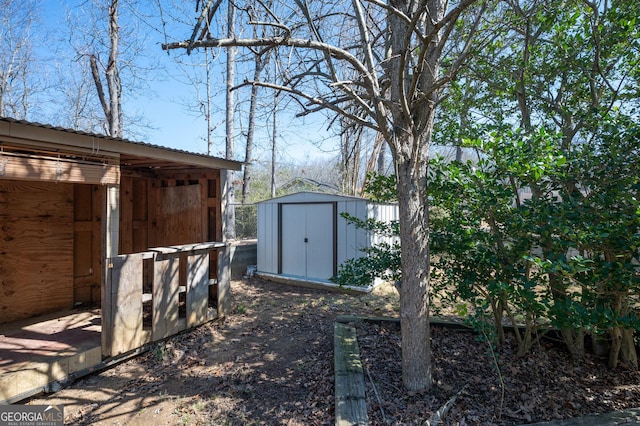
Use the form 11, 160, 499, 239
277, 177, 339, 195
0, 117, 243, 171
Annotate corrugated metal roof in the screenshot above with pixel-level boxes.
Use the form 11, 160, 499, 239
0, 116, 243, 171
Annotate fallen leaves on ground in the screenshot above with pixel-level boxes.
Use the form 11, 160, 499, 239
28, 277, 640, 425
358, 321, 640, 425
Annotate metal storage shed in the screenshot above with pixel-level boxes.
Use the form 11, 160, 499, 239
256, 192, 398, 291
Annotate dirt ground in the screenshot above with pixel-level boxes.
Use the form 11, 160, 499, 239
27, 277, 399, 425
27, 277, 640, 425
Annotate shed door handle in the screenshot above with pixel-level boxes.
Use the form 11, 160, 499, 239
304, 238, 308, 243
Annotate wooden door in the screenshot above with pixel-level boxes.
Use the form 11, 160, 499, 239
73, 184, 103, 305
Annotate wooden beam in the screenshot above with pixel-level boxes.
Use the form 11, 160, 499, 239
334, 322, 369, 426
0, 155, 119, 184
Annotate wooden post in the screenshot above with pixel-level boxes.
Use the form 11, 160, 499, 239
220, 169, 229, 240
102, 184, 120, 358
217, 244, 231, 317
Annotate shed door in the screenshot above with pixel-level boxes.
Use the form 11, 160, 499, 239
280, 203, 335, 279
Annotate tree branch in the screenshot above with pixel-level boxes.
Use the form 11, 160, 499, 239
235, 78, 382, 133
188, 0, 223, 53
89, 54, 111, 125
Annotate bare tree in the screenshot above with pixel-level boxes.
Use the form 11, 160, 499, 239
59, 0, 157, 139
54, 58, 104, 132
241, 7, 274, 203
87, 0, 123, 137
164, 0, 486, 391
0, 0, 39, 119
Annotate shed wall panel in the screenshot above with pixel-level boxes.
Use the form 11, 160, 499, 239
336, 200, 371, 265
336, 201, 356, 265
257, 203, 278, 274
73, 184, 102, 304
0, 180, 74, 324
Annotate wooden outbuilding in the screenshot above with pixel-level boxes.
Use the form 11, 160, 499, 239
0, 118, 242, 403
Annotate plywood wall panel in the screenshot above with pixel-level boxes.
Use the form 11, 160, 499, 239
155, 184, 202, 247
118, 176, 134, 254
132, 179, 148, 221
73, 184, 102, 305
0, 180, 74, 324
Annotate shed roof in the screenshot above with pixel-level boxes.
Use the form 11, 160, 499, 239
257, 191, 393, 204
0, 117, 243, 171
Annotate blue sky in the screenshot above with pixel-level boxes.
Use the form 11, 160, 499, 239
37, 0, 338, 164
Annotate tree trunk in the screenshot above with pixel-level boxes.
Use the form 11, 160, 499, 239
608, 295, 638, 370
90, 0, 121, 138
532, 183, 585, 360
339, 120, 362, 195
270, 92, 279, 198
395, 146, 432, 392
242, 50, 269, 203
241, 82, 257, 204
386, 0, 444, 392
106, 0, 121, 138
609, 326, 623, 369
621, 329, 638, 371
377, 142, 386, 175
561, 327, 585, 360
224, 0, 236, 239
206, 47, 213, 155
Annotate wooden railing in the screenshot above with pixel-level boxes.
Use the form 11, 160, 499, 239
102, 242, 229, 357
